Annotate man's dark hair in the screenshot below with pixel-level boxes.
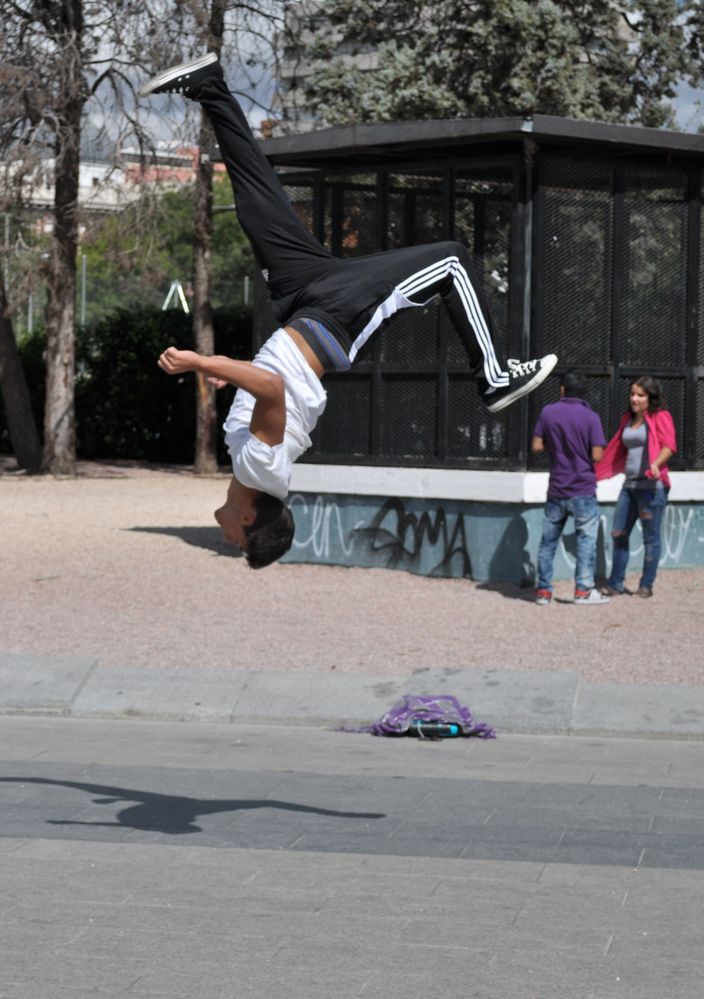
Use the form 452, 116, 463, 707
631, 375, 666, 413
561, 370, 587, 398
244, 493, 295, 569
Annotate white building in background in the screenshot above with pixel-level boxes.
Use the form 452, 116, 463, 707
26, 161, 135, 219
24, 144, 221, 222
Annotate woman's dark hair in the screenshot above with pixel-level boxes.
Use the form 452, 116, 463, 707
631, 375, 666, 414
244, 493, 295, 569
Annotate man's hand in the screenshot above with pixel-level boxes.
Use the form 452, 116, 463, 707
158, 347, 202, 375
207, 376, 228, 390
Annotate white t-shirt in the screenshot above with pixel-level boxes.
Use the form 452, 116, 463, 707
223, 328, 327, 500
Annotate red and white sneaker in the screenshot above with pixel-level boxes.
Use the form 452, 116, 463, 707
574, 588, 610, 605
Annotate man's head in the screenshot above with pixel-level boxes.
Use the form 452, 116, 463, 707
243, 493, 295, 569
561, 370, 587, 399
215, 479, 294, 569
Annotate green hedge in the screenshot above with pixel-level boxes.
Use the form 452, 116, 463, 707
0, 306, 253, 465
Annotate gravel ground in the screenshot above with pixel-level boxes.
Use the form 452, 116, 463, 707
1, 459, 701, 686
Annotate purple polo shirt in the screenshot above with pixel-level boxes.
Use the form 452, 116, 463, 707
533, 397, 606, 499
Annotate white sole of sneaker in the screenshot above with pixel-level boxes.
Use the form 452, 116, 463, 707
138, 52, 218, 97
486, 353, 558, 413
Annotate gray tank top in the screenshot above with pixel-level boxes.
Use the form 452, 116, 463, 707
622, 422, 648, 485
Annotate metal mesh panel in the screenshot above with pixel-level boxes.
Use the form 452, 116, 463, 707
283, 182, 316, 235
253, 270, 278, 350
658, 378, 686, 448
378, 376, 437, 458
386, 172, 443, 247
326, 174, 378, 256
249, 154, 702, 469
305, 375, 371, 459
453, 168, 512, 365
620, 168, 687, 368
447, 374, 506, 459
583, 375, 612, 433
538, 158, 612, 364
379, 302, 439, 369
700, 175, 704, 366
696, 381, 704, 466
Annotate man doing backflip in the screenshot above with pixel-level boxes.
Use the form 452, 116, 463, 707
140, 54, 558, 569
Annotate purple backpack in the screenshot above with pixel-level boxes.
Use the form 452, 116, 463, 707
348, 694, 495, 739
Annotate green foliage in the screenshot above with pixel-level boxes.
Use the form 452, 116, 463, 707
297, 0, 703, 128
0, 306, 253, 464
80, 175, 254, 326
75, 306, 252, 463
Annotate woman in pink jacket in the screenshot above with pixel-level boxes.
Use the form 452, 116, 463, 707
596, 376, 676, 598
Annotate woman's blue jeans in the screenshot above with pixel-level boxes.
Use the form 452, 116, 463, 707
607, 482, 668, 592
537, 495, 601, 592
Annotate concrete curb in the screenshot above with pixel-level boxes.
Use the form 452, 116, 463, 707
2, 653, 704, 739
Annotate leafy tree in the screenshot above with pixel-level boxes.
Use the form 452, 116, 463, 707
79, 176, 254, 324
0, 0, 280, 475
293, 0, 703, 128
0, 0, 177, 473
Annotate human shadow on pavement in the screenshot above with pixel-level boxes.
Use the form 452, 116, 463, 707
128, 526, 243, 557
476, 581, 536, 601
0, 777, 385, 835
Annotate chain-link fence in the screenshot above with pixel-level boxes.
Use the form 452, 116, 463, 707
254, 150, 704, 470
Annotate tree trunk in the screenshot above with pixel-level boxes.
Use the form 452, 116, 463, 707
192, 113, 218, 474
43, 2, 83, 475
0, 275, 42, 471
192, 0, 226, 475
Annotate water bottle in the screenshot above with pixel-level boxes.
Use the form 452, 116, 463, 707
407, 720, 461, 739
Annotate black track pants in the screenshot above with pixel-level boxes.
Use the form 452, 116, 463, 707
191, 72, 508, 390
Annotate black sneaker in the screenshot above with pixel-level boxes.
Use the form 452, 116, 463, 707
485, 354, 558, 413
138, 53, 220, 98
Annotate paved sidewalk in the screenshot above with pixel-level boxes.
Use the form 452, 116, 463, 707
2, 716, 704, 997
2, 462, 702, 740
3, 653, 704, 739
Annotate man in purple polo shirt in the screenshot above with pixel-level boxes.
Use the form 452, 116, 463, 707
531, 370, 609, 605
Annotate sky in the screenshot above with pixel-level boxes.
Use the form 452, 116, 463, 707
674, 81, 703, 132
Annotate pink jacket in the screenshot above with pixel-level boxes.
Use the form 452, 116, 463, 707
596, 409, 677, 489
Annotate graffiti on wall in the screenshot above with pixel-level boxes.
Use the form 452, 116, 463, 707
354, 497, 472, 577
662, 506, 696, 564
287, 492, 704, 582
290, 493, 472, 576
288, 494, 362, 560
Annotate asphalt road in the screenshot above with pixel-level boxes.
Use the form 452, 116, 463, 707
1, 717, 703, 998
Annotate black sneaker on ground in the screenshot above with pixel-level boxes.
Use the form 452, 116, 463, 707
485, 354, 558, 413
138, 53, 220, 98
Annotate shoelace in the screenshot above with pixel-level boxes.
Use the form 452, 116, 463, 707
507, 358, 540, 377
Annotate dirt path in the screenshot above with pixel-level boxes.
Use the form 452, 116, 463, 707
1, 460, 701, 686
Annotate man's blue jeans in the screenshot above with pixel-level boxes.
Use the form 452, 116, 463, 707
537, 495, 601, 592
607, 482, 668, 592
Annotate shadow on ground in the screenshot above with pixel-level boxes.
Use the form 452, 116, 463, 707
128, 526, 242, 557
0, 777, 385, 835
476, 581, 535, 601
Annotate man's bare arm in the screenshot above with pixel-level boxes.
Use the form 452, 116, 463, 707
158, 347, 285, 445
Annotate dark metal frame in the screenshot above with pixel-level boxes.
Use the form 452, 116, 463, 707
251, 117, 704, 470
